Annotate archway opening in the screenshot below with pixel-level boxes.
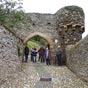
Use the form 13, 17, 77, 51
26, 35, 49, 49
24, 35, 52, 63
23, 32, 56, 64
24, 32, 54, 48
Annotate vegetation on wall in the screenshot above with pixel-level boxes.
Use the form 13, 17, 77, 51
17, 46, 23, 56
0, 0, 28, 29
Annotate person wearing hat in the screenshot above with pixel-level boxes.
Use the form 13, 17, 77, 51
56, 45, 62, 66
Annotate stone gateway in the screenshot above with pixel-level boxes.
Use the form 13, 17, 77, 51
0, 5, 88, 86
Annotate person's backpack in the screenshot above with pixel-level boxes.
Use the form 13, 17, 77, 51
33, 48, 37, 56
40, 48, 45, 55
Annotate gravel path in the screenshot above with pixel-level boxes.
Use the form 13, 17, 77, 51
0, 62, 88, 88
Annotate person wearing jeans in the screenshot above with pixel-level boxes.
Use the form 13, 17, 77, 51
45, 48, 51, 65
56, 45, 62, 66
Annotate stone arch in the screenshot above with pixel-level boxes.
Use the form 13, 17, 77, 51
24, 32, 54, 48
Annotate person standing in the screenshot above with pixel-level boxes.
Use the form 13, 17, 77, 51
47, 43, 50, 50
32, 47, 37, 62
56, 45, 62, 66
30, 48, 34, 62
24, 45, 29, 62
45, 48, 51, 65
38, 47, 41, 61
38, 46, 45, 63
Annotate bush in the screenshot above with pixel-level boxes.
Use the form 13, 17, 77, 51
17, 47, 23, 57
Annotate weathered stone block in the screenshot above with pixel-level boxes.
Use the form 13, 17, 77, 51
66, 35, 88, 85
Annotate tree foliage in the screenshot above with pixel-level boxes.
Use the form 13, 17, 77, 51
31, 35, 47, 45
0, 0, 26, 28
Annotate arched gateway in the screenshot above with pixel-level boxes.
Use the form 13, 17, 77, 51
13, 5, 84, 64
24, 32, 54, 48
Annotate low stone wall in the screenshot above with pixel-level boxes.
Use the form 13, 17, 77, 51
0, 24, 23, 85
66, 35, 88, 85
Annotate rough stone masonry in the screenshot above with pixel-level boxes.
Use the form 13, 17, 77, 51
0, 24, 23, 85
13, 6, 84, 46
66, 35, 88, 85
0, 5, 87, 86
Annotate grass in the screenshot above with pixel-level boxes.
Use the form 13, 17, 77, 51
27, 40, 40, 49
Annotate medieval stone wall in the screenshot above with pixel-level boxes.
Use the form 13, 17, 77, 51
26, 13, 58, 40
66, 35, 88, 85
12, 6, 84, 47
13, 13, 59, 44
0, 5, 86, 85
55, 6, 85, 45
0, 24, 23, 85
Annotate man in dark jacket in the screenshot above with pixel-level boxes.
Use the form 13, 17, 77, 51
38, 47, 45, 63
24, 45, 29, 62
56, 45, 62, 66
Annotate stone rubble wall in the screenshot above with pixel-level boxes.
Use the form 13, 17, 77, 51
0, 5, 86, 86
55, 6, 84, 25
55, 6, 84, 45
0, 24, 23, 85
12, 6, 84, 46
26, 13, 58, 40
66, 35, 88, 85
13, 13, 59, 43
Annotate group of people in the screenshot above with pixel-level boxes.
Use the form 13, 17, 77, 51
24, 44, 63, 66
30, 46, 51, 65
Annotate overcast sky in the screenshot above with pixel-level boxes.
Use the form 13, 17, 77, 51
22, 0, 88, 38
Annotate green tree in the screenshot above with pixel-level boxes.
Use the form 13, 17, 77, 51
0, 0, 26, 28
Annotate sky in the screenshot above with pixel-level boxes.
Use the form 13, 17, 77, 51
22, 0, 88, 38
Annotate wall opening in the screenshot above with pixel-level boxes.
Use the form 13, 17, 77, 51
24, 32, 54, 48
26, 35, 49, 49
